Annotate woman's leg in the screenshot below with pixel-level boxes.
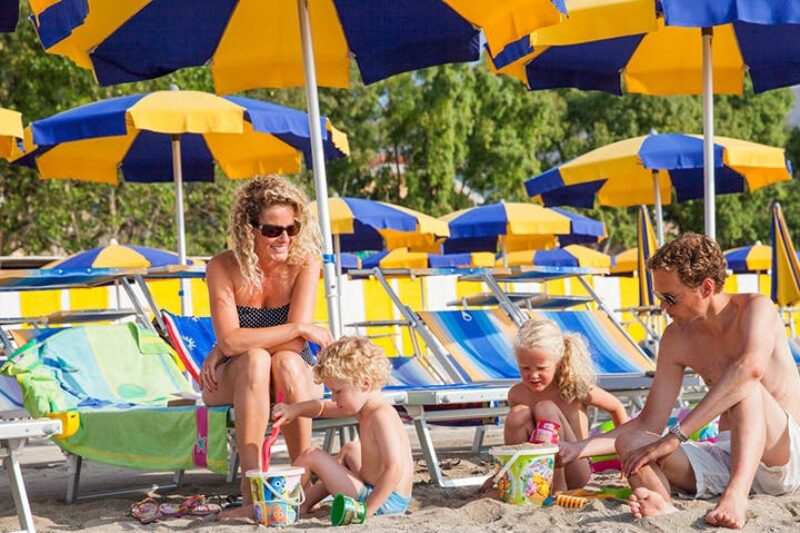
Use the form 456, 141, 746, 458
271, 350, 322, 461
203, 347, 272, 508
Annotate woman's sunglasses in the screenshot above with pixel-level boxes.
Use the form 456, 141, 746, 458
253, 221, 302, 238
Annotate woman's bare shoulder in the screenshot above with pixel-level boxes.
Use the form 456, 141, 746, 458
208, 251, 238, 273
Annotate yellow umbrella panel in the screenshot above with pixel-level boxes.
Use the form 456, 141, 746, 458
0, 107, 23, 159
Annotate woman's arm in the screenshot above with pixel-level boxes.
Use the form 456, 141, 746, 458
585, 386, 630, 427
207, 256, 307, 356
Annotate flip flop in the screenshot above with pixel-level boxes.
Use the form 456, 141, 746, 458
130, 497, 161, 524
158, 501, 184, 518
182, 495, 222, 517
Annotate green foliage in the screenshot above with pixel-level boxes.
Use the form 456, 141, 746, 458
1, 2, 798, 258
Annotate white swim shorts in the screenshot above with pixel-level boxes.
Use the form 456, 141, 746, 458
680, 411, 800, 498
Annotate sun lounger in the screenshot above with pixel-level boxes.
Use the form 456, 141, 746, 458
1, 323, 225, 503
1, 418, 63, 533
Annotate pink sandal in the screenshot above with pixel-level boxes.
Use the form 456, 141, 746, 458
130, 498, 161, 524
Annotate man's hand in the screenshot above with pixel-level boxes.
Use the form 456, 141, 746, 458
556, 440, 581, 467
622, 435, 680, 477
199, 346, 226, 392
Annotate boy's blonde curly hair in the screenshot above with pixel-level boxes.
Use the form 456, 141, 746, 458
314, 336, 392, 390
229, 175, 321, 289
514, 319, 596, 403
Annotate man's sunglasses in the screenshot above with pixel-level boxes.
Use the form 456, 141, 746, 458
253, 221, 302, 238
654, 291, 679, 306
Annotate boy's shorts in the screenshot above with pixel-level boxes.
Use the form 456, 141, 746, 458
357, 483, 411, 515
681, 411, 800, 498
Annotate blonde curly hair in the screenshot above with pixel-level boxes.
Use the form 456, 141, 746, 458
514, 319, 596, 403
314, 336, 392, 390
229, 175, 321, 289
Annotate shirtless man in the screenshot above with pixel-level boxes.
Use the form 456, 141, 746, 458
558, 233, 800, 529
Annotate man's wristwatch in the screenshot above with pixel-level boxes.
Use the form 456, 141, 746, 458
668, 422, 689, 443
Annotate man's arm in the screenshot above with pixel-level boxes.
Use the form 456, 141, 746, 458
677, 296, 776, 437
560, 328, 685, 464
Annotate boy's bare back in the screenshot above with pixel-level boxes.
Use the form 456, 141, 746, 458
357, 402, 414, 496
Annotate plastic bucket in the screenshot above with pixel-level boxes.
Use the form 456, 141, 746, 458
489, 444, 558, 505
330, 493, 367, 526
246, 465, 305, 527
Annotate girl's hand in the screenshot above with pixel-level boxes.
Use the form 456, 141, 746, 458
299, 324, 333, 348
272, 402, 294, 426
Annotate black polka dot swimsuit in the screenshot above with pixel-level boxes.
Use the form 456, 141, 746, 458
236, 304, 314, 365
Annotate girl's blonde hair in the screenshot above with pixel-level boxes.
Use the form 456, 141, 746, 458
514, 319, 596, 403
314, 336, 392, 390
229, 175, 321, 288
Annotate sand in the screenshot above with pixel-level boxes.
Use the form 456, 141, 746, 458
2, 425, 800, 532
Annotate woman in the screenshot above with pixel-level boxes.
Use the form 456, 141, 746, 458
201, 175, 332, 517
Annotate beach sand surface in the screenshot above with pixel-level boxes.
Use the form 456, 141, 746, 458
2, 425, 800, 532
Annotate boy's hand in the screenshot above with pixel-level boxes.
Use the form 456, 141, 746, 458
272, 402, 295, 425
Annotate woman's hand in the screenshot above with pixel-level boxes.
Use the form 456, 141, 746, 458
199, 345, 226, 392
298, 323, 333, 348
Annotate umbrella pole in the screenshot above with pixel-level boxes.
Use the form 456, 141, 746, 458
334, 234, 344, 331
171, 134, 191, 316
702, 27, 716, 240
298, 0, 341, 338
651, 170, 665, 246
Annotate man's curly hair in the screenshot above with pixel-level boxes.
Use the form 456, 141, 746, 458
647, 232, 727, 292
314, 336, 392, 390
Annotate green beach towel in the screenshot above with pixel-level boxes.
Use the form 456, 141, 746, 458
1, 324, 228, 473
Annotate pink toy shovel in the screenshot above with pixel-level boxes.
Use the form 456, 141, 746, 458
261, 391, 285, 472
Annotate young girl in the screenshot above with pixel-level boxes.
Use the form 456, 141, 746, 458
505, 318, 629, 491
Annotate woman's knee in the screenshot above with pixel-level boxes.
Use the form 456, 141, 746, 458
295, 447, 323, 468
234, 348, 272, 385
271, 352, 311, 390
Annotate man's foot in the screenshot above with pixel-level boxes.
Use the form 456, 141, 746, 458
219, 503, 253, 521
627, 487, 678, 519
705, 493, 748, 529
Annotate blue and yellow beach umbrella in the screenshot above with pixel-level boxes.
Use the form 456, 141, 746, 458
362, 248, 495, 270
502, 245, 612, 269
30, 0, 567, 92
724, 243, 772, 274
0, 107, 23, 159
45, 244, 198, 269
319, 197, 450, 253
0, 0, 17, 32
441, 202, 606, 255
525, 133, 792, 245
494, 0, 800, 238
636, 205, 658, 307
14, 90, 348, 183
610, 248, 638, 275
771, 203, 800, 307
